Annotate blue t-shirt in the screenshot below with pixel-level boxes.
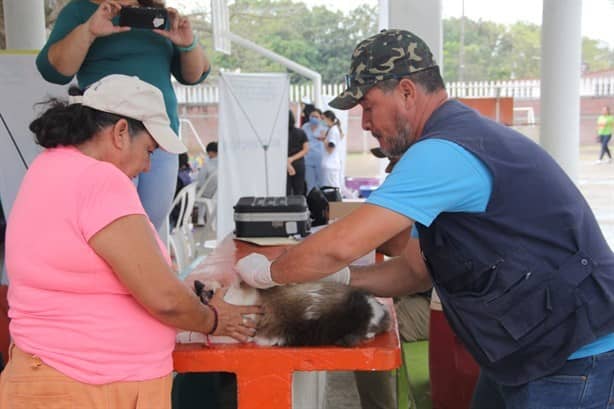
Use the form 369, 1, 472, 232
367, 138, 614, 360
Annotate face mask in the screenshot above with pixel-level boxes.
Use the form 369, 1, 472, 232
309, 117, 320, 125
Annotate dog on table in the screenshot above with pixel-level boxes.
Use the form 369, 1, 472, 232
194, 279, 390, 347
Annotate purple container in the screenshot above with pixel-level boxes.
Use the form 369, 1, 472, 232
345, 177, 380, 192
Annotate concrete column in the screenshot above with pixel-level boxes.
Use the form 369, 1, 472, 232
376, 0, 444, 190
378, 0, 443, 68
3, 0, 47, 50
540, 0, 583, 181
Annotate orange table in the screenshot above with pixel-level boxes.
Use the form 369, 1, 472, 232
173, 236, 401, 409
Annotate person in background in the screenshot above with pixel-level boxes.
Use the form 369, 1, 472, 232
194, 142, 218, 227
177, 153, 193, 192
236, 29, 614, 409
169, 152, 193, 226
0, 75, 259, 409
196, 141, 218, 199
300, 96, 316, 127
36, 0, 211, 232
321, 110, 343, 189
302, 108, 327, 193
596, 106, 613, 164
287, 110, 309, 196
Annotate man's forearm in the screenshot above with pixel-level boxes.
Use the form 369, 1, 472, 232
270, 204, 414, 285
350, 256, 432, 297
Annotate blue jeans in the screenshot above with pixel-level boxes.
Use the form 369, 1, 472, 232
471, 350, 614, 409
600, 134, 612, 160
134, 149, 178, 232
305, 164, 322, 194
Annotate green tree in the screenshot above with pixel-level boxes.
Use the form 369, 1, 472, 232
444, 17, 507, 81
199, 0, 377, 84
582, 37, 614, 72
444, 18, 541, 81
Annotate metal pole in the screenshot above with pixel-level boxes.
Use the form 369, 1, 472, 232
3, 0, 46, 49
540, 0, 582, 181
226, 32, 322, 107
458, 0, 465, 84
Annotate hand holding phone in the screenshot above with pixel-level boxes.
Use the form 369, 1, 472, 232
149, 7, 198, 50
87, 1, 131, 38
119, 6, 169, 30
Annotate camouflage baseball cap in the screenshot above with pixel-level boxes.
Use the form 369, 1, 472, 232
329, 29, 437, 110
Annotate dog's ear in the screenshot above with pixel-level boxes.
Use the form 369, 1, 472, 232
194, 280, 205, 296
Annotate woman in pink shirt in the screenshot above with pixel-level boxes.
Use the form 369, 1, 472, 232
0, 74, 260, 409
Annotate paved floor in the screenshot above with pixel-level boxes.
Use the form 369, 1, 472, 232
576, 146, 614, 246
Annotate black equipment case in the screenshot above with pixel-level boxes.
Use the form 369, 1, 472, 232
234, 196, 311, 238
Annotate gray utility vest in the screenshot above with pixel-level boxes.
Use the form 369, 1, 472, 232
416, 100, 614, 386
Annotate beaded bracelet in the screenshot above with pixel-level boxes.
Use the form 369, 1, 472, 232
205, 303, 218, 335
177, 35, 199, 52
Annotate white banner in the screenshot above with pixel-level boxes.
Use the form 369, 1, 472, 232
0, 53, 71, 215
216, 73, 289, 240
0, 53, 70, 283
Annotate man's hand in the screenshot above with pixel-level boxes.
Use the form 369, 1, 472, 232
235, 253, 279, 289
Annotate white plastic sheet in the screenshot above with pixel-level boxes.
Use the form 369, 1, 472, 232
216, 72, 289, 240
0, 53, 69, 283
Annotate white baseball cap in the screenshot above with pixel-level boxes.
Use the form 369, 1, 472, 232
71, 74, 187, 154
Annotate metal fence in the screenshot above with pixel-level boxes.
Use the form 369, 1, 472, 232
174, 76, 614, 105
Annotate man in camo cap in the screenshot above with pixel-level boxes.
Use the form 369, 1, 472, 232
329, 29, 438, 110
236, 29, 614, 409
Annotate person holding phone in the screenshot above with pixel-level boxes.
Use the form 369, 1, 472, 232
36, 0, 211, 232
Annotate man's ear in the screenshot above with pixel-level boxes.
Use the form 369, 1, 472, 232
111, 119, 130, 149
398, 78, 418, 107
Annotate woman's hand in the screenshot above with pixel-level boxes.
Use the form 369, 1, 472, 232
153, 8, 194, 48
86, 1, 130, 38
208, 287, 263, 342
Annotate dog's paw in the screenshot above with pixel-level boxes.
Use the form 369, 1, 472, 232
253, 336, 286, 346
193, 279, 222, 303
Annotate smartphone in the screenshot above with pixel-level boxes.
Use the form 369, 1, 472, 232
118, 7, 168, 30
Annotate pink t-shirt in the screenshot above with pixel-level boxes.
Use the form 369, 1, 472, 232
6, 147, 176, 384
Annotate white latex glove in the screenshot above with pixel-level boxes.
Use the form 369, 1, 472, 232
318, 266, 351, 285
235, 253, 279, 289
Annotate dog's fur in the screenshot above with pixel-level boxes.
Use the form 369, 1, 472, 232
194, 280, 390, 347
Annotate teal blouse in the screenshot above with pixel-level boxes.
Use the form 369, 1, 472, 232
36, 0, 210, 132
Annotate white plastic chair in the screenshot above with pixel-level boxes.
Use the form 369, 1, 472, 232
195, 170, 218, 231
166, 182, 197, 275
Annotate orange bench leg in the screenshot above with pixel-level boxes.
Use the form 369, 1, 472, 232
236, 368, 293, 409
